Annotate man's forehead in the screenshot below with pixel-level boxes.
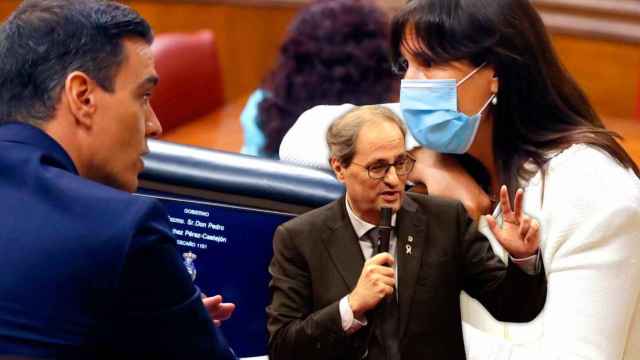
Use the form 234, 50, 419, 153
117, 38, 158, 87
354, 122, 405, 162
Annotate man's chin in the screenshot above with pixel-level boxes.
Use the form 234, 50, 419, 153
378, 198, 402, 213
105, 176, 138, 193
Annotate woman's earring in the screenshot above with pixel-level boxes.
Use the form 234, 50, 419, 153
491, 95, 498, 105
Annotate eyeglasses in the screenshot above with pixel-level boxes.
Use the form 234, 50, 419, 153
351, 153, 416, 180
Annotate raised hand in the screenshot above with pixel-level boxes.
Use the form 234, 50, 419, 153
203, 294, 236, 327
486, 185, 539, 258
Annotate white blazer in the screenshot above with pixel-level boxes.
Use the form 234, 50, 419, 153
466, 144, 640, 360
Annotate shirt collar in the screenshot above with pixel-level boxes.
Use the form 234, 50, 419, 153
345, 195, 397, 239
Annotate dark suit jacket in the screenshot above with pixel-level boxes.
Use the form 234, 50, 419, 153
267, 193, 547, 360
0, 122, 236, 359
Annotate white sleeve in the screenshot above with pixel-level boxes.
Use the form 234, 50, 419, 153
465, 147, 640, 360
339, 295, 368, 334
278, 103, 419, 169
278, 104, 356, 170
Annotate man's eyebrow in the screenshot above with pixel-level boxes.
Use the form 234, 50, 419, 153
137, 75, 159, 90
366, 153, 408, 167
365, 158, 390, 167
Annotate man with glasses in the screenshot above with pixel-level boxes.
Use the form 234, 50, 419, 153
267, 105, 547, 359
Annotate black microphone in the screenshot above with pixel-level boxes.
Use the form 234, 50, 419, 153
378, 207, 396, 307
377, 207, 393, 254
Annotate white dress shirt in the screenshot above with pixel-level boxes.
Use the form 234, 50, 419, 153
339, 196, 398, 334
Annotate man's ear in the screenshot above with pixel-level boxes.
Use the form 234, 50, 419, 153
490, 69, 499, 95
330, 157, 346, 183
64, 71, 97, 128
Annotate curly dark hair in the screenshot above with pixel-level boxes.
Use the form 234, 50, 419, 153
258, 0, 396, 157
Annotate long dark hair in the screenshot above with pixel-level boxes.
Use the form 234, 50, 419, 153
259, 0, 396, 157
390, 0, 639, 197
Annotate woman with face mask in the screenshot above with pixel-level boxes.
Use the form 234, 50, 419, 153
392, 0, 640, 358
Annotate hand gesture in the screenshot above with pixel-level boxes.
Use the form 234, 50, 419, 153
486, 185, 539, 259
348, 253, 395, 318
203, 294, 236, 327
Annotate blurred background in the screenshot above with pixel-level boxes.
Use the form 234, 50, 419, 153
1, 0, 638, 162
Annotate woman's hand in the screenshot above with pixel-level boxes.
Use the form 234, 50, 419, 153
486, 185, 540, 258
409, 148, 492, 220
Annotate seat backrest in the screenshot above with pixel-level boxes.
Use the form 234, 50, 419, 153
150, 30, 225, 132
140, 139, 344, 212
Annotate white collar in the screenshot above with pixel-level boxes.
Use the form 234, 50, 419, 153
345, 195, 397, 239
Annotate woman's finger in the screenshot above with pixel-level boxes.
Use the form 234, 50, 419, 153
514, 188, 524, 220
486, 215, 500, 239
524, 220, 539, 247
499, 185, 513, 216
519, 216, 531, 241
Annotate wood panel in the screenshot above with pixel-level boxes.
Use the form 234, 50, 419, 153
1, 1, 640, 120
123, 1, 299, 102
0, 0, 298, 103
551, 34, 640, 119
0, 0, 20, 18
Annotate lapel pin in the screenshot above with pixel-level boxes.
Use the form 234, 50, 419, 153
406, 244, 412, 255
408, 235, 414, 243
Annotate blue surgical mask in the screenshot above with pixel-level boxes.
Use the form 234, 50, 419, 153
400, 64, 494, 154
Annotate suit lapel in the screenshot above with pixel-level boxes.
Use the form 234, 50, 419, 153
320, 197, 365, 291
396, 195, 427, 339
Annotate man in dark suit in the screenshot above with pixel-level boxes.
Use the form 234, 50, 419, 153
0, 0, 235, 358
267, 105, 547, 359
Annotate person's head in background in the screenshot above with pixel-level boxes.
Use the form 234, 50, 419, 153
391, 0, 639, 198
327, 105, 414, 224
0, 0, 162, 192
259, 0, 396, 157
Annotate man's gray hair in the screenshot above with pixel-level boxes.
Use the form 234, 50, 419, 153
326, 105, 406, 166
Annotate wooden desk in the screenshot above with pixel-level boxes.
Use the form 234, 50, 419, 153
159, 95, 248, 152
160, 97, 640, 165
603, 116, 640, 165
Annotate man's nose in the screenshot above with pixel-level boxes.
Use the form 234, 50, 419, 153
146, 106, 163, 138
383, 165, 401, 186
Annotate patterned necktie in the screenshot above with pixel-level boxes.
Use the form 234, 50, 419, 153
363, 228, 401, 360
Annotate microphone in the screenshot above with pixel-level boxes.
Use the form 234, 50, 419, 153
378, 207, 396, 307
377, 207, 393, 254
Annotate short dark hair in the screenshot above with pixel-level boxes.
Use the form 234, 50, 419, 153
0, 0, 153, 125
390, 0, 639, 195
